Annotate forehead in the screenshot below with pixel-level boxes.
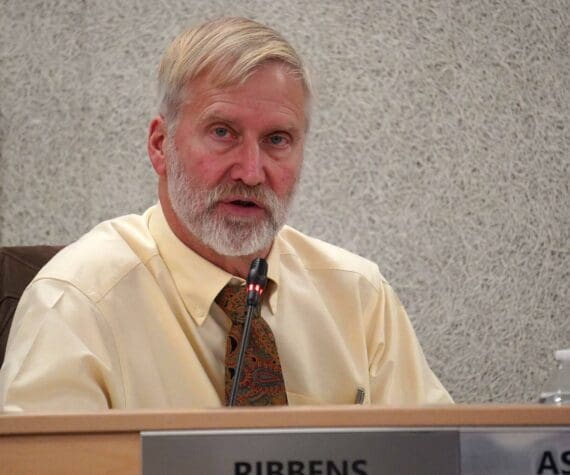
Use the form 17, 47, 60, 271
180, 63, 308, 130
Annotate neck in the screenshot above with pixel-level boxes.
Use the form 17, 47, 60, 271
158, 184, 271, 279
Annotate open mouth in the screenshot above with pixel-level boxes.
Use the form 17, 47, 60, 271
231, 200, 257, 208
218, 196, 266, 217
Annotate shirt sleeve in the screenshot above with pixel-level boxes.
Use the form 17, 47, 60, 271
0, 278, 125, 412
366, 279, 453, 405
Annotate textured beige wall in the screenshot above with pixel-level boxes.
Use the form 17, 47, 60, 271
0, 0, 568, 403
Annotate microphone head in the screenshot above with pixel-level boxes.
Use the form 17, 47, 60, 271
246, 258, 268, 306
247, 258, 268, 288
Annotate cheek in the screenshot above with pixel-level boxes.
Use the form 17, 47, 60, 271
179, 152, 227, 188
173, 131, 227, 184
270, 163, 302, 197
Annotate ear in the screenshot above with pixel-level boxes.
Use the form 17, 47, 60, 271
148, 116, 168, 176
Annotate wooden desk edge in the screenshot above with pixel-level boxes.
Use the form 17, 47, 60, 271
1, 405, 569, 435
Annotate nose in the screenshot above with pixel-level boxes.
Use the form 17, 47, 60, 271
229, 139, 265, 186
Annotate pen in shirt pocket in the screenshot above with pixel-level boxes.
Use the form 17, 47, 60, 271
355, 386, 365, 404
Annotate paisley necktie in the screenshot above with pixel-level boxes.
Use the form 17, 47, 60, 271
216, 283, 288, 406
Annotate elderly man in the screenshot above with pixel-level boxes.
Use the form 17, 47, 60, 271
0, 17, 451, 410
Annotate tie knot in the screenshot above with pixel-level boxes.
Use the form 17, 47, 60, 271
216, 283, 253, 324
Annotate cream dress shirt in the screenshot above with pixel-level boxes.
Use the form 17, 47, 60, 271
0, 205, 451, 411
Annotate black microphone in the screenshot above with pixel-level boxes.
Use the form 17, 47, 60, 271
246, 258, 268, 306
228, 258, 268, 406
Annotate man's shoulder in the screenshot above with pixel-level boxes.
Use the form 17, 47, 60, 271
33, 210, 159, 302
277, 225, 385, 288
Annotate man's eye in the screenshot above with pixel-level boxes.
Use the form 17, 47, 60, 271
268, 134, 288, 146
214, 127, 229, 138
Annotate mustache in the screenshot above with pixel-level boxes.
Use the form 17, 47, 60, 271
205, 182, 279, 211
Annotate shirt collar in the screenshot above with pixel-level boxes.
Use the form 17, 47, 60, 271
148, 205, 280, 325
265, 237, 280, 315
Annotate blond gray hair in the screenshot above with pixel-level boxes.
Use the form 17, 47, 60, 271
157, 17, 312, 129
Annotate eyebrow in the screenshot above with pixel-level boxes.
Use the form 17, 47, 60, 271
199, 112, 239, 128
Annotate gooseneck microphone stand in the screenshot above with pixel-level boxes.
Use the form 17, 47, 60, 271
228, 258, 268, 407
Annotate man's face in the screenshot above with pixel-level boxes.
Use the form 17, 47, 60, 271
164, 63, 307, 256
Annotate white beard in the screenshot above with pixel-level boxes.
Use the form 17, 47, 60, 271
166, 145, 293, 256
